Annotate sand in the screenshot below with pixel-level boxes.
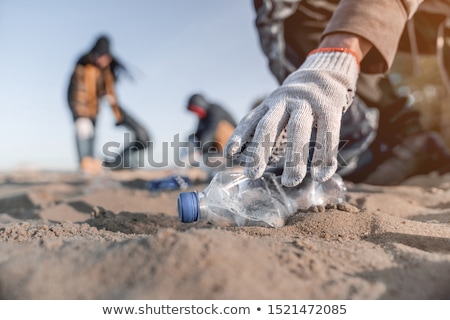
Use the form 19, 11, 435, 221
0, 167, 449, 300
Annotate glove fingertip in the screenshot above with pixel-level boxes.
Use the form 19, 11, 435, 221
281, 172, 305, 187
244, 164, 265, 180
310, 166, 337, 183
281, 164, 307, 187
224, 137, 242, 156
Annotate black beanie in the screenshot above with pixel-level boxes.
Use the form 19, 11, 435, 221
91, 35, 111, 56
187, 94, 208, 110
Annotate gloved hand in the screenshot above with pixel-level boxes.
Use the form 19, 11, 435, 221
115, 118, 124, 127
114, 106, 125, 126
225, 49, 360, 186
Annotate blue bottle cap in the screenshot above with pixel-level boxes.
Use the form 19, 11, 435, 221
177, 192, 199, 223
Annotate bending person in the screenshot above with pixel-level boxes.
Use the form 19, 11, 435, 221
67, 35, 151, 173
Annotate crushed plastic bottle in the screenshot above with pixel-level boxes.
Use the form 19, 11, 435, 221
177, 171, 346, 228
282, 174, 347, 210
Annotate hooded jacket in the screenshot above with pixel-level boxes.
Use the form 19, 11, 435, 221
67, 36, 124, 123
187, 94, 237, 153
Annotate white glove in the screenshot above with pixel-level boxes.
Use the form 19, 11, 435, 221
225, 49, 359, 186
75, 117, 94, 140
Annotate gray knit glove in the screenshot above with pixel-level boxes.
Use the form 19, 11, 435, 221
225, 49, 359, 186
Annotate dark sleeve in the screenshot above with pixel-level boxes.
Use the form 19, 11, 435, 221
253, 0, 303, 83
197, 105, 236, 147
195, 118, 213, 143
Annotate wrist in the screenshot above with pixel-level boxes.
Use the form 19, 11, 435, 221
308, 48, 360, 68
319, 33, 372, 63
303, 48, 360, 76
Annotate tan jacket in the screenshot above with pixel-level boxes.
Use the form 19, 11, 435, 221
324, 0, 450, 74
68, 63, 123, 123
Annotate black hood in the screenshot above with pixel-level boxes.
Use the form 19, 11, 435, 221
187, 94, 209, 110
76, 35, 131, 81
90, 35, 111, 57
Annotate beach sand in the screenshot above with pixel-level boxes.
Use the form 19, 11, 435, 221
0, 167, 449, 299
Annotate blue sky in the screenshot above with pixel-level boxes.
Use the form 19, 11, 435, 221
0, 0, 278, 171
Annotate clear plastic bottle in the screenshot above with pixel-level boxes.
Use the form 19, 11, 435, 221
177, 171, 346, 228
